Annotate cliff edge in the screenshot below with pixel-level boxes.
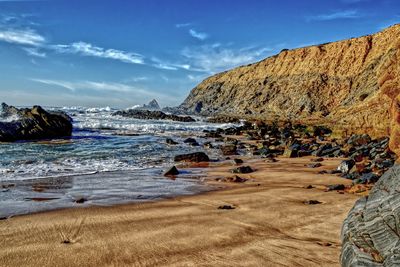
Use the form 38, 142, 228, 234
181, 24, 400, 137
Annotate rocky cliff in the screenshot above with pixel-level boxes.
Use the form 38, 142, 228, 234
181, 24, 400, 137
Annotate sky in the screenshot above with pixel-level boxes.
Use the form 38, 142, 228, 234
0, 0, 399, 108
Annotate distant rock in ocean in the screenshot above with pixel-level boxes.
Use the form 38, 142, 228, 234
113, 109, 195, 122
0, 103, 72, 142
130, 99, 161, 111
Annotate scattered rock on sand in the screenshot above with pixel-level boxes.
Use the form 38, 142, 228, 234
183, 138, 199, 146
218, 205, 235, 210
326, 184, 345, 191
174, 152, 210, 162
231, 166, 254, 174
308, 163, 322, 168
311, 157, 324, 162
337, 159, 356, 174
164, 166, 179, 176
75, 197, 87, 204
233, 158, 244, 164
283, 147, 298, 158
166, 138, 178, 145
221, 144, 237, 155
304, 200, 322, 205
218, 175, 247, 183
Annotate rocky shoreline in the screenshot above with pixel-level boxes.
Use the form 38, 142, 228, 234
0, 103, 72, 142
2, 102, 398, 266
167, 120, 395, 193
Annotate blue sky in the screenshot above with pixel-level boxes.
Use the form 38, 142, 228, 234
0, 0, 399, 108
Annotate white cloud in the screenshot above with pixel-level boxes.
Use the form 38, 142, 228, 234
306, 10, 361, 21
51, 42, 144, 64
123, 76, 149, 83
181, 44, 272, 73
175, 23, 191, 28
29, 78, 176, 102
0, 28, 45, 46
151, 57, 191, 71
189, 29, 208, 40
22, 47, 46, 57
30, 79, 138, 92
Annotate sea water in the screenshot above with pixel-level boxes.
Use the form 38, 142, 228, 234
0, 107, 237, 217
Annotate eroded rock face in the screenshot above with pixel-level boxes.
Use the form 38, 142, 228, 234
0, 103, 72, 142
180, 24, 400, 137
341, 164, 400, 266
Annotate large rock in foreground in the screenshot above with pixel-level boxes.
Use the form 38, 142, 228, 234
113, 109, 195, 122
341, 164, 400, 266
0, 103, 72, 142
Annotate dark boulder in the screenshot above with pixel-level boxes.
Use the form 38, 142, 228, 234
113, 109, 195, 122
174, 152, 210, 162
221, 144, 237, 155
283, 147, 298, 158
338, 159, 356, 174
347, 134, 371, 146
308, 163, 322, 168
326, 184, 345, 191
183, 138, 199, 146
166, 138, 178, 145
231, 166, 254, 174
233, 158, 244, 164
0, 103, 72, 142
164, 166, 179, 176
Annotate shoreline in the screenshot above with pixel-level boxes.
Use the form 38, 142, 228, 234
0, 156, 359, 266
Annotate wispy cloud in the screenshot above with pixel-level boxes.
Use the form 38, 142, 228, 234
151, 57, 190, 71
30, 79, 141, 93
189, 29, 208, 40
306, 10, 361, 21
22, 47, 46, 57
0, 28, 45, 46
51, 42, 144, 64
0, 14, 146, 64
180, 44, 272, 73
175, 23, 192, 28
123, 76, 148, 83
30, 78, 175, 99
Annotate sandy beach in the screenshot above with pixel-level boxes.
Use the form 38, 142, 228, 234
0, 156, 359, 267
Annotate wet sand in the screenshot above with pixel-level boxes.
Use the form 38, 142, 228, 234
0, 157, 358, 267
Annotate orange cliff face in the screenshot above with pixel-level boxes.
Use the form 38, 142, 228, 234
181, 24, 400, 138
379, 39, 400, 159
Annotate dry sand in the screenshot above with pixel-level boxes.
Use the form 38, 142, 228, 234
0, 157, 358, 267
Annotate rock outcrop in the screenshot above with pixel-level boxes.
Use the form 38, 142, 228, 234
113, 109, 195, 122
341, 164, 400, 266
0, 103, 72, 142
134, 99, 161, 111
180, 24, 400, 137
341, 30, 400, 266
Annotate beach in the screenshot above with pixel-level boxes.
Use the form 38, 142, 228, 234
0, 156, 358, 267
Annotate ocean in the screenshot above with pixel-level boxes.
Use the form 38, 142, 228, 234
0, 107, 238, 217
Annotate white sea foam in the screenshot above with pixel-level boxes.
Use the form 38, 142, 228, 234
0, 114, 20, 122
